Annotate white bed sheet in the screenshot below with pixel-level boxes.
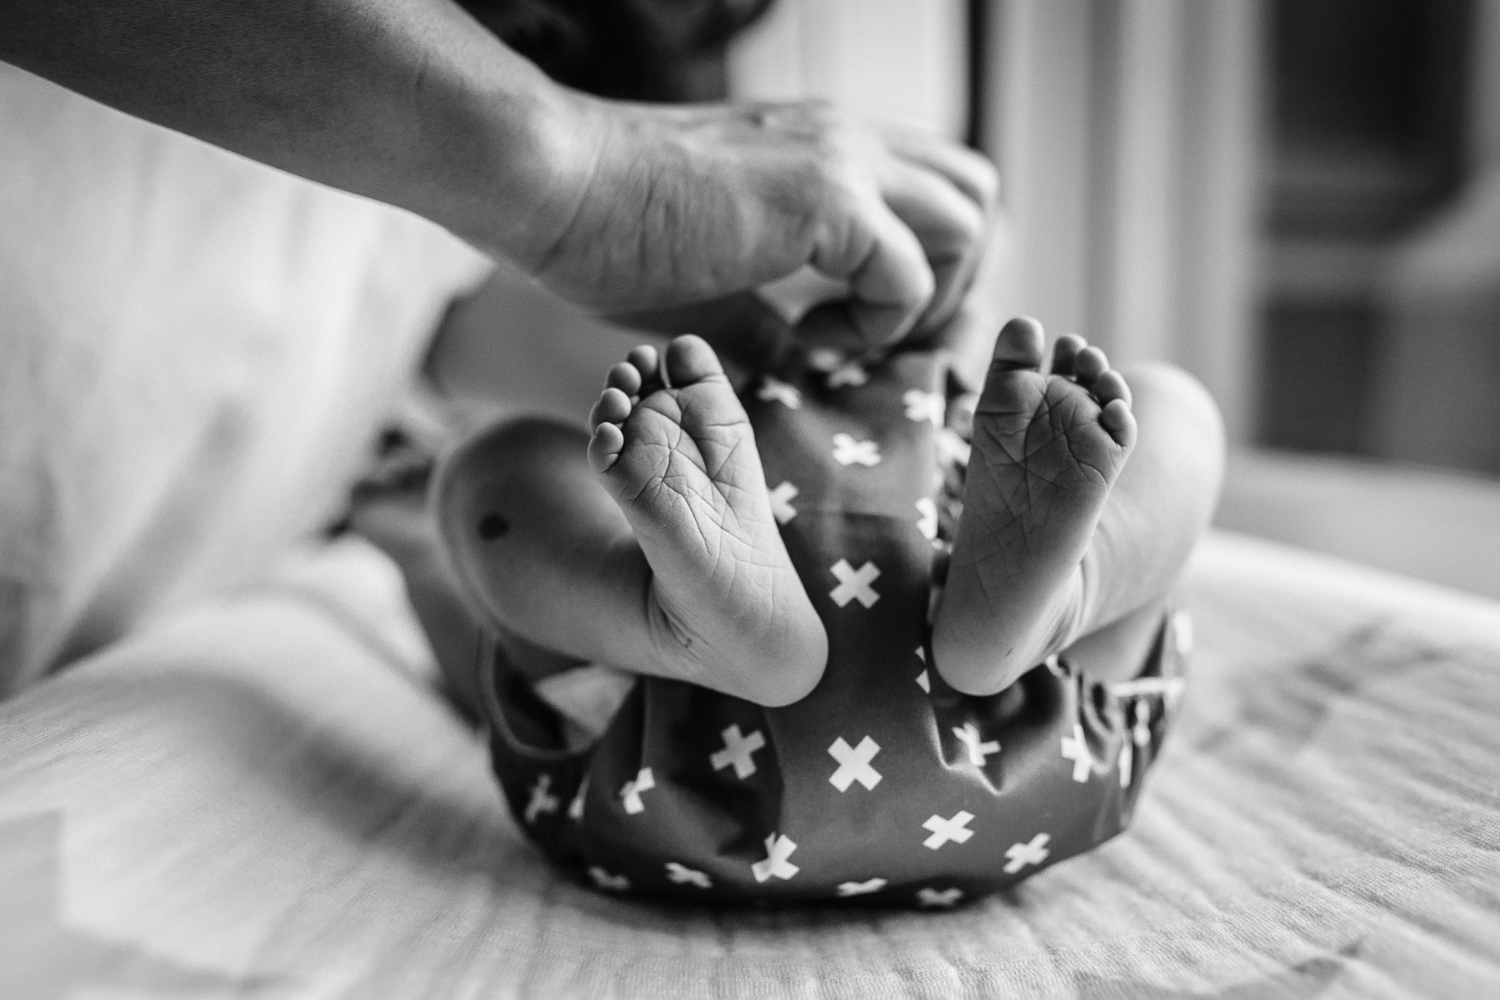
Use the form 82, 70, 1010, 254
1, 531, 1497, 998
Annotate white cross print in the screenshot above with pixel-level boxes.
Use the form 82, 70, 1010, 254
917, 887, 964, 908
751, 833, 800, 882
1109, 675, 1186, 714
829, 559, 881, 608
832, 433, 881, 467
665, 862, 712, 889
757, 377, 801, 409
922, 811, 975, 850
619, 767, 656, 814
588, 866, 630, 892
936, 428, 971, 468
568, 776, 588, 820
1060, 724, 1096, 783
524, 773, 559, 825
1003, 832, 1051, 874
903, 388, 945, 427
806, 347, 843, 372
953, 723, 1001, 767
827, 363, 869, 388
828, 736, 883, 791
768, 481, 799, 524
915, 497, 938, 540
710, 724, 766, 780
1164, 676, 1187, 714
1110, 676, 1178, 697
836, 877, 888, 897
1132, 701, 1153, 747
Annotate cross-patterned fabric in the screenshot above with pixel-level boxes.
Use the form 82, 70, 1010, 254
474, 350, 1187, 906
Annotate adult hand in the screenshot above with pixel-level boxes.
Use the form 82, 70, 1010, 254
516, 98, 999, 353
3, 0, 995, 353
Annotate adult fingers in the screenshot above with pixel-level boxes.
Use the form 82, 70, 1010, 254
882, 127, 1001, 218
809, 188, 935, 348
879, 157, 989, 335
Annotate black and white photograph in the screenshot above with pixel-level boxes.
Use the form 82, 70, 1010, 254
1, 1, 1497, 996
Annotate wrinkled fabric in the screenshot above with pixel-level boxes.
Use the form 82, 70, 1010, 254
1, 533, 1497, 997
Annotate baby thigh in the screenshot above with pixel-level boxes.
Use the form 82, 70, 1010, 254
434, 417, 643, 674
1066, 363, 1224, 680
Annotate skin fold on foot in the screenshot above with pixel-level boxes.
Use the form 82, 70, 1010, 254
933, 317, 1138, 695
588, 334, 828, 706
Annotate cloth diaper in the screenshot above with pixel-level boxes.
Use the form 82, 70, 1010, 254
466, 349, 1188, 907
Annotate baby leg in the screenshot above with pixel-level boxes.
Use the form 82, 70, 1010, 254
435, 335, 827, 707
1056, 360, 1223, 682
435, 416, 647, 685
933, 318, 1223, 694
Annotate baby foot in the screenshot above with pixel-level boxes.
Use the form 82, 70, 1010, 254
933, 317, 1137, 695
588, 335, 827, 706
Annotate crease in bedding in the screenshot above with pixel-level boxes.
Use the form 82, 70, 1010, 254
0, 532, 1496, 998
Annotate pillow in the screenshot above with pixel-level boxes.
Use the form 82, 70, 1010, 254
0, 63, 492, 697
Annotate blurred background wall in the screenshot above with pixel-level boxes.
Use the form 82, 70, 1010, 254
442, 0, 1499, 599
726, 0, 1500, 599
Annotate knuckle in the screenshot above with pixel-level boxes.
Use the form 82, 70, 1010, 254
949, 199, 986, 244
804, 155, 859, 210
969, 154, 1002, 209
762, 98, 840, 139
971, 147, 1001, 183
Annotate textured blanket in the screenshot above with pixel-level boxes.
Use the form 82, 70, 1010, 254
1, 531, 1497, 998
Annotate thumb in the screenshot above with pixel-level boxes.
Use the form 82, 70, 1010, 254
810, 194, 934, 349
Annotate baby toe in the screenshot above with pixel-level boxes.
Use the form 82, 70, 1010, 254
1100, 398, 1138, 449
627, 344, 662, 390
590, 387, 634, 429
606, 362, 642, 398
664, 334, 725, 388
1049, 334, 1086, 376
588, 421, 626, 474
1092, 370, 1132, 410
990, 317, 1046, 372
1072, 346, 1109, 385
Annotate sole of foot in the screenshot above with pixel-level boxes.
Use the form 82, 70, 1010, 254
932, 317, 1137, 695
588, 335, 827, 706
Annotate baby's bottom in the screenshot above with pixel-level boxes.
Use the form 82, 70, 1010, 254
434, 324, 1222, 699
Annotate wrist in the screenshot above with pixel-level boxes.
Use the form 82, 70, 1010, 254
445, 61, 602, 269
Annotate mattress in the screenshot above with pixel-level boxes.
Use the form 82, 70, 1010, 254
1, 531, 1497, 998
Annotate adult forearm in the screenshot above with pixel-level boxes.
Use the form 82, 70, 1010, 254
4, 1, 1001, 350
0, 0, 579, 261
